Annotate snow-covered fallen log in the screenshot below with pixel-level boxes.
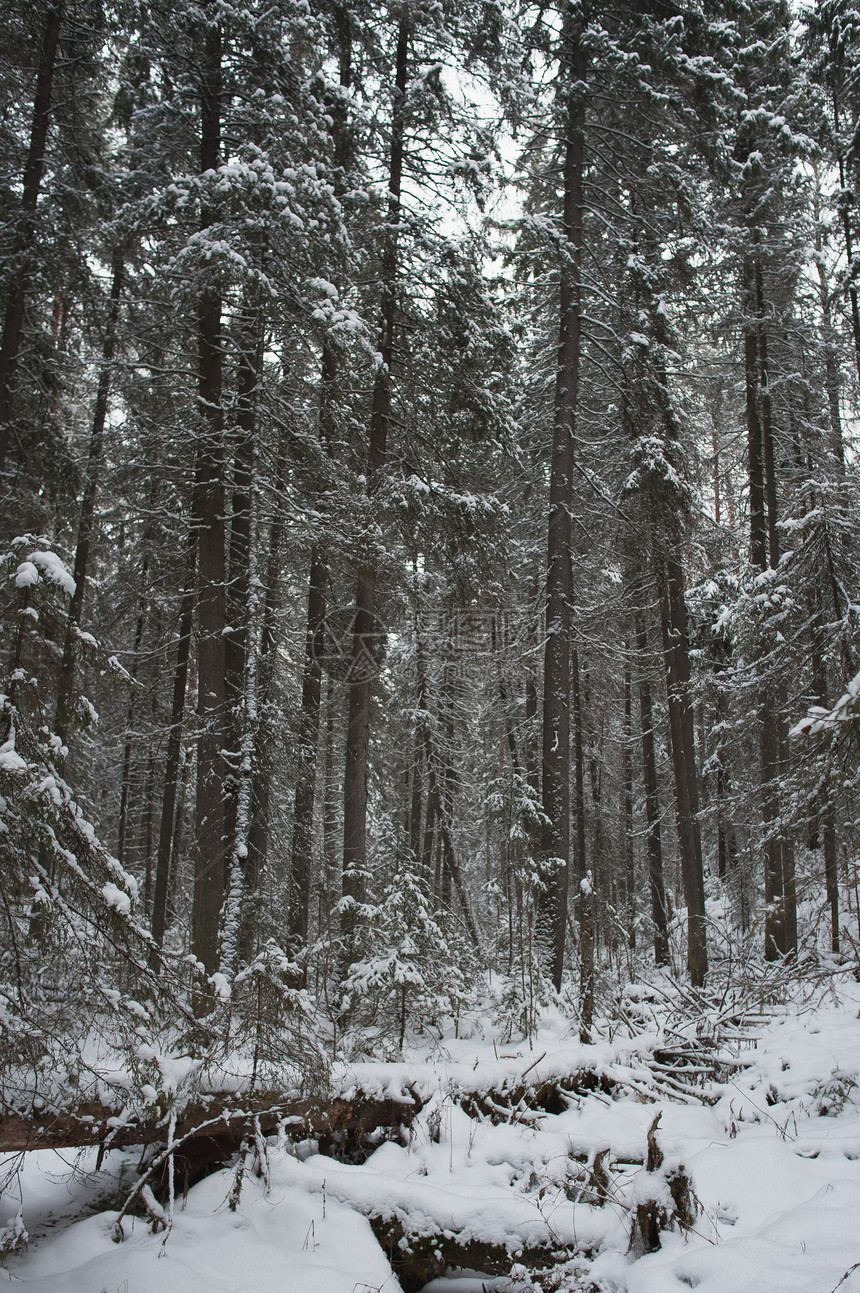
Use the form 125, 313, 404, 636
0, 1090, 425, 1163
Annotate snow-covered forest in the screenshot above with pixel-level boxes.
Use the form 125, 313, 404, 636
3, 0, 860, 1289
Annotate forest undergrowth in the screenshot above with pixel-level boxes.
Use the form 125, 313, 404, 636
3, 914, 860, 1293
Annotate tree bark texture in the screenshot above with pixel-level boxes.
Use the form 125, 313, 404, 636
537, 11, 586, 992
744, 251, 795, 960
0, 0, 64, 482
635, 614, 669, 966
654, 546, 707, 986
341, 16, 408, 937
150, 529, 196, 960
191, 12, 228, 987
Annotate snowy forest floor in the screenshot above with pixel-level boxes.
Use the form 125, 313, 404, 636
4, 969, 860, 1293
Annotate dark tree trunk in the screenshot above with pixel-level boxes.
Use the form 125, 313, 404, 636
578, 873, 594, 1044
758, 693, 786, 960
149, 529, 196, 961
242, 439, 289, 944
621, 196, 706, 984
409, 606, 429, 861
408, 733, 423, 861
812, 174, 846, 477
223, 310, 259, 830
191, 12, 228, 987
55, 254, 124, 743
654, 546, 707, 986
322, 671, 339, 908
810, 587, 839, 954
744, 259, 768, 572
745, 253, 795, 960
341, 16, 408, 939
537, 11, 586, 992
635, 614, 668, 966
0, 0, 64, 481
572, 642, 591, 1029
116, 566, 149, 869
288, 550, 326, 956
572, 644, 586, 888
828, 71, 860, 387
622, 666, 635, 952
289, 15, 353, 953
754, 261, 779, 569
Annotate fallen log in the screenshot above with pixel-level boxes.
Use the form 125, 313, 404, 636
0, 1091, 424, 1169
457, 1068, 618, 1123
369, 1217, 573, 1293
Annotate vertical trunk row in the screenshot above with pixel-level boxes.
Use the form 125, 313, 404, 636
537, 9, 586, 992
0, 1, 64, 483
55, 254, 124, 743
190, 11, 228, 988
341, 16, 409, 941
622, 215, 707, 985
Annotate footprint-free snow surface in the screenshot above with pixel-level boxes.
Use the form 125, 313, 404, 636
4, 975, 860, 1292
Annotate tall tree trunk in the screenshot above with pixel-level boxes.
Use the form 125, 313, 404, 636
409, 598, 429, 861
654, 545, 707, 986
243, 437, 289, 936
537, 10, 586, 992
288, 549, 326, 956
322, 671, 339, 917
341, 16, 408, 942
745, 253, 795, 959
635, 613, 668, 966
286, 12, 354, 955
116, 539, 153, 867
149, 528, 196, 961
578, 871, 594, 1043
754, 261, 779, 569
827, 66, 860, 386
572, 642, 591, 1035
744, 258, 768, 572
221, 445, 262, 976
288, 332, 341, 956
55, 254, 124, 743
622, 666, 635, 952
0, 0, 64, 482
812, 169, 847, 477
810, 582, 839, 953
622, 202, 706, 984
191, 11, 228, 989
223, 307, 259, 841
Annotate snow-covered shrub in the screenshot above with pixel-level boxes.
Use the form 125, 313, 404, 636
0, 537, 325, 1144
811, 1068, 858, 1117
340, 857, 475, 1053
